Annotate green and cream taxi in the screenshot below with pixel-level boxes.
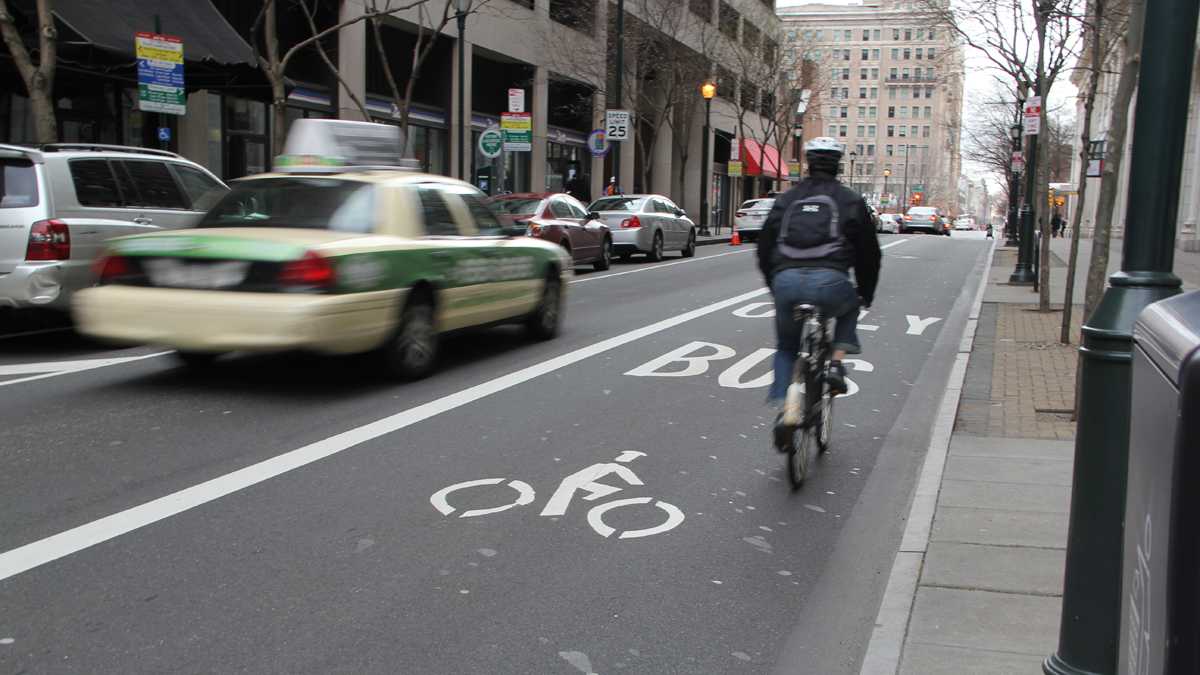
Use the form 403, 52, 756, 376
73, 120, 572, 378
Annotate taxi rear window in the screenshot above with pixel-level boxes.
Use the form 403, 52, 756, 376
198, 177, 374, 233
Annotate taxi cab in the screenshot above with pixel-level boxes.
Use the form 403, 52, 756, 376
73, 120, 572, 378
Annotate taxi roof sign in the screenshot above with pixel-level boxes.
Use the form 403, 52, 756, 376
276, 119, 415, 173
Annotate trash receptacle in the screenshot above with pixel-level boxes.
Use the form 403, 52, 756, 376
1119, 289, 1200, 675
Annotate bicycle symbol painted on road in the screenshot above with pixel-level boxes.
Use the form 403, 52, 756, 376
430, 451, 685, 539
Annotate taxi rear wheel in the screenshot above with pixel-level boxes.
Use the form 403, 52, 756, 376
384, 295, 438, 380
526, 274, 562, 341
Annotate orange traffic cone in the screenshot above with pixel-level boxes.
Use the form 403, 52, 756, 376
731, 229, 741, 246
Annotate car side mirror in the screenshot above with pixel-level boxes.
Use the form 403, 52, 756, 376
675, 208, 686, 217
585, 211, 600, 222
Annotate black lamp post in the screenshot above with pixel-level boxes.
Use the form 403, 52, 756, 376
901, 145, 911, 209
1044, 0, 1199, 671
883, 168, 891, 211
456, 0, 471, 180
699, 81, 716, 236
1006, 114, 1023, 247
1011, 85, 1037, 284
612, 0, 625, 190
848, 150, 857, 192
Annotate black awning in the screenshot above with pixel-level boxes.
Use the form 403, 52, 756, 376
53, 0, 257, 66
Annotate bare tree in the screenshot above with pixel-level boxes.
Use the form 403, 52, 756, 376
0, 0, 57, 143
920, 0, 1084, 310
1083, 0, 1143, 323
254, 0, 430, 152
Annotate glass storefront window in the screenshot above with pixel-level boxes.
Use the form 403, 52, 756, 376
226, 97, 267, 134
546, 140, 590, 201
472, 128, 530, 196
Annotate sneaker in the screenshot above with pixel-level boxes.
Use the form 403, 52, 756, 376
773, 412, 794, 453
826, 361, 848, 396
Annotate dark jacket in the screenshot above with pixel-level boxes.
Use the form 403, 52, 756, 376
756, 175, 882, 305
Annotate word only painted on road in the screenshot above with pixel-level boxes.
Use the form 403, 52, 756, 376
730, 303, 942, 337
430, 451, 684, 540
626, 341, 875, 397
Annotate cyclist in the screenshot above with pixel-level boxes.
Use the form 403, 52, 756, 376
757, 137, 882, 412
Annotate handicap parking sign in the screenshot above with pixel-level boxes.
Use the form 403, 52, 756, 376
157, 127, 171, 142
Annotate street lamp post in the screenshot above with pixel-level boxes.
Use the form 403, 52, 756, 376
699, 81, 716, 237
1006, 111, 1023, 247
883, 168, 891, 211
901, 145, 911, 209
1012, 86, 1037, 284
792, 126, 803, 181
456, 0, 470, 181
612, 0, 625, 190
848, 150, 857, 192
1044, 0, 1199, 671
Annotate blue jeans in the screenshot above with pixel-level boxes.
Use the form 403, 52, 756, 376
768, 267, 861, 403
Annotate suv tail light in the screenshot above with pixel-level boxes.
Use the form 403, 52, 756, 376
620, 216, 642, 229
26, 219, 70, 261
279, 251, 335, 290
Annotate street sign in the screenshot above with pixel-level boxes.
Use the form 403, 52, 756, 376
500, 112, 532, 152
1023, 96, 1041, 136
587, 129, 610, 157
478, 127, 503, 159
605, 110, 631, 142
1011, 151, 1026, 173
507, 88, 525, 113
728, 161, 743, 177
136, 32, 186, 116
912, 183, 924, 193
787, 161, 801, 177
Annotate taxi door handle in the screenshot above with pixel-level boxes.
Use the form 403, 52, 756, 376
133, 216, 153, 225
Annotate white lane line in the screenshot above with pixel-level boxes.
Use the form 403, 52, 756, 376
570, 248, 752, 284
0, 285, 771, 582
859, 237, 996, 675
880, 238, 909, 251
0, 326, 72, 340
0, 352, 172, 388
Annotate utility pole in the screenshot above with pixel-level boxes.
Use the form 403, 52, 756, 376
1044, 0, 1199, 671
612, 0, 624, 191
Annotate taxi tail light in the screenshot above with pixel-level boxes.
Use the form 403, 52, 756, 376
26, 219, 70, 261
620, 216, 642, 229
279, 251, 335, 289
95, 255, 132, 282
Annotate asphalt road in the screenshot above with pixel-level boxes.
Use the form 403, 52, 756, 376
0, 232, 991, 674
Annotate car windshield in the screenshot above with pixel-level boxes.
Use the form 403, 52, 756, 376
590, 197, 647, 212
487, 197, 544, 215
197, 178, 375, 233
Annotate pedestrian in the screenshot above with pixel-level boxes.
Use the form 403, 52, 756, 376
565, 166, 590, 203
604, 176, 623, 196
1051, 211, 1063, 238
986, 223, 994, 240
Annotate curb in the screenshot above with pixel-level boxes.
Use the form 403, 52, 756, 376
696, 236, 734, 246
858, 238, 997, 675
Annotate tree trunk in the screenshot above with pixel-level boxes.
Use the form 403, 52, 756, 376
1034, 1, 1052, 311
1062, 0, 1104, 345
30, 86, 55, 143
1083, 0, 1145, 322
0, 0, 58, 143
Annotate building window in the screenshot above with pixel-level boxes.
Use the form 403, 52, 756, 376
872, 48, 880, 60
871, 67, 879, 79
862, 48, 870, 60
913, 88, 921, 99
764, 40, 778, 65
903, 48, 911, 60
900, 106, 907, 118
857, 125, 865, 136
905, 29, 912, 40
828, 124, 838, 136
901, 86, 910, 99
911, 125, 918, 136
843, 68, 850, 80
870, 86, 878, 98
860, 68, 868, 79
891, 48, 899, 60
886, 144, 893, 156
888, 106, 895, 118
915, 47, 923, 60
902, 67, 910, 80
917, 28, 925, 39
859, 87, 868, 99
841, 87, 849, 98
718, 2, 739, 39
858, 105, 866, 117
741, 82, 759, 112
928, 28, 936, 39
925, 85, 934, 98
889, 67, 898, 80
887, 125, 894, 137
843, 29, 851, 40
549, 0, 596, 34
841, 106, 848, 118
892, 28, 899, 40
923, 125, 930, 138
873, 29, 881, 40
869, 106, 877, 118
862, 29, 870, 40
888, 87, 896, 100
839, 125, 847, 137
898, 126, 906, 137
924, 105, 932, 117
928, 47, 936, 59
867, 144, 875, 156
868, 124, 876, 135
926, 67, 935, 79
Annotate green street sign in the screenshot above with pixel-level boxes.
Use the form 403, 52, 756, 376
478, 128, 503, 159
912, 184, 925, 193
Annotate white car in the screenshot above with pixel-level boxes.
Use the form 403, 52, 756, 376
878, 213, 901, 233
734, 198, 775, 241
953, 217, 976, 231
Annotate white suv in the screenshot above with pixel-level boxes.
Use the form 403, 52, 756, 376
0, 144, 227, 311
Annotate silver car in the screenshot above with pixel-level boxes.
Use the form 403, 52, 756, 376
734, 198, 775, 241
588, 194, 696, 261
0, 144, 227, 311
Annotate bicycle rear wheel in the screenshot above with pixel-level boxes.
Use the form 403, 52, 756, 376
787, 359, 818, 489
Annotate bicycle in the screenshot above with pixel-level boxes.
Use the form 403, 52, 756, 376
773, 303, 835, 488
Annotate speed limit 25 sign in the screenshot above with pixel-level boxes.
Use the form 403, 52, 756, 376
605, 110, 631, 142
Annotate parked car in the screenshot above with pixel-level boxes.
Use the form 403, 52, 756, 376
487, 192, 612, 271
902, 206, 950, 235
0, 143, 228, 312
74, 119, 571, 379
953, 216, 976, 231
878, 213, 902, 234
588, 194, 696, 261
734, 198, 775, 241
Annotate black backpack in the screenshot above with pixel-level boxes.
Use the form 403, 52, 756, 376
777, 191, 845, 260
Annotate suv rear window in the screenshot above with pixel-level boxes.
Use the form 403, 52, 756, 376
0, 158, 38, 208
197, 177, 375, 233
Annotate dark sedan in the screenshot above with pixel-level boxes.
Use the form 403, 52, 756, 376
488, 192, 612, 271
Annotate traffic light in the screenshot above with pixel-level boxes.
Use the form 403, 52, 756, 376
910, 193, 922, 205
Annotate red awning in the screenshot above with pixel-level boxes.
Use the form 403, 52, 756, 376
740, 139, 783, 179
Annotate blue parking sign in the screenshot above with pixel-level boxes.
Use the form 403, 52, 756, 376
157, 127, 171, 142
